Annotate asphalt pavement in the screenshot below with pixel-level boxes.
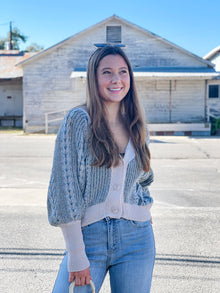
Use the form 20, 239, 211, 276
0, 132, 219, 293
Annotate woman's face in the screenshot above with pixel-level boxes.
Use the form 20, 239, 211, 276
96, 54, 130, 105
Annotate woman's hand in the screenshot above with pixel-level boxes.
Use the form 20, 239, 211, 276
69, 267, 92, 286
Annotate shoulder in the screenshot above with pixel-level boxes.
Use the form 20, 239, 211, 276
63, 106, 90, 133
57, 106, 90, 140
66, 106, 90, 125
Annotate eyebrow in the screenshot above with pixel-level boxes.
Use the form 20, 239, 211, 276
100, 66, 128, 71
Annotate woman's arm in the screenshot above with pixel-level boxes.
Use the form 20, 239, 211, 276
60, 221, 92, 286
60, 221, 90, 271
138, 168, 154, 188
47, 108, 89, 226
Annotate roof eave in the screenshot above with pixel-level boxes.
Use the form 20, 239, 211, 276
0, 76, 22, 81
133, 72, 220, 80
71, 70, 220, 80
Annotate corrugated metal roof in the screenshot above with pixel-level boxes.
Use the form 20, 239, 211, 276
0, 50, 37, 79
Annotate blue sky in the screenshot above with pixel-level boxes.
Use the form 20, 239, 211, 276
0, 0, 219, 57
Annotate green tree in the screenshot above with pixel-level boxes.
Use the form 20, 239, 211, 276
0, 26, 27, 50
8, 27, 28, 50
0, 26, 43, 52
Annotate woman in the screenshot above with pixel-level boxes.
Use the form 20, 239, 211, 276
47, 45, 155, 293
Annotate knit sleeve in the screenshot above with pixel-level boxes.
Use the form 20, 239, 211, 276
138, 127, 154, 189
47, 108, 89, 226
138, 168, 154, 189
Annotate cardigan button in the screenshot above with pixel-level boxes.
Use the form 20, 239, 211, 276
111, 207, 119, 214
113, 184, 120, 191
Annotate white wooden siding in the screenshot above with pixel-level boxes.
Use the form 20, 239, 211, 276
136, 79, 205, 123
137, 79, 170, 123
172, 80, 205, 122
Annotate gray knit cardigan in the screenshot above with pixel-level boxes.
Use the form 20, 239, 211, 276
47, 107, 154, 226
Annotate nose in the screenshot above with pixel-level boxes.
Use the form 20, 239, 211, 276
111, 73, 121, 83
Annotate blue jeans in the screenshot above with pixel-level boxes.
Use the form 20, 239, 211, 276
53, 217, 155, 293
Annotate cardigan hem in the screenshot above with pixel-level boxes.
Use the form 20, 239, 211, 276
81, 202, 152, 227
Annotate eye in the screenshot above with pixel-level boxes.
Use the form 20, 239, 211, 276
120, 69, 128, 74
103, 70, 111, 75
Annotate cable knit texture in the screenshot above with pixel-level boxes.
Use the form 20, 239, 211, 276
47, 107, 153, 226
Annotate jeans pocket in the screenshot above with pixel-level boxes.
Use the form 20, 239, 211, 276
129, 219, 151, 228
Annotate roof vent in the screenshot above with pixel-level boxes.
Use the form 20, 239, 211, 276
106, 26, 121, 43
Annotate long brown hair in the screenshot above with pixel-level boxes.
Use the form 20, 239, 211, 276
86, 45, 150, 172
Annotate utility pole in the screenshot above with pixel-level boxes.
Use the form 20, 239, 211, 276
9, 21, 13, 50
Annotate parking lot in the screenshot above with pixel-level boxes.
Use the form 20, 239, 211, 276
0, 132, 220, 292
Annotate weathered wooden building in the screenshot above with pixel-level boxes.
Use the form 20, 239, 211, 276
18, 15, 220, 134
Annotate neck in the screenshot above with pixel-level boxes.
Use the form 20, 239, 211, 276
104, 102, 121, 125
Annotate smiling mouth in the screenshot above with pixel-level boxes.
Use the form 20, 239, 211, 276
109, 88, 122, 92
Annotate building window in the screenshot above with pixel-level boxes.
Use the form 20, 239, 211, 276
106, 26, 121, 43
209, 85, 219, 98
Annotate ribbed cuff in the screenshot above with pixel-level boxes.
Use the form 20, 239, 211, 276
60, 220, 90, 272
67, 250, 90, 272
